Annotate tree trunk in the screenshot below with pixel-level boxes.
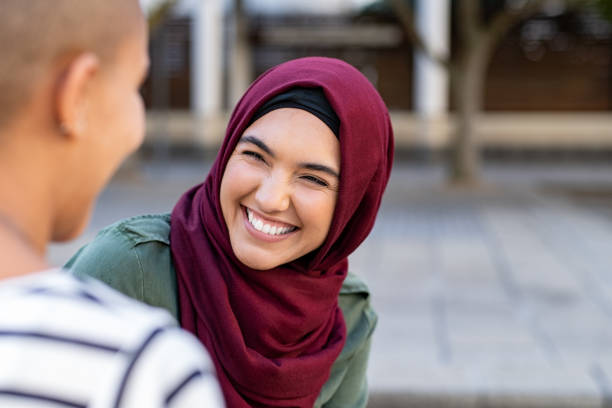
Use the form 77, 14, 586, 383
449, 44, 488, 185
388, 0, 560, 185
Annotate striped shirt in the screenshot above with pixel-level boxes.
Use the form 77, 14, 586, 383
0, 269, 225, 408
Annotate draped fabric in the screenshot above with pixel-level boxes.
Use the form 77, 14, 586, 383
170, 57, 394, 407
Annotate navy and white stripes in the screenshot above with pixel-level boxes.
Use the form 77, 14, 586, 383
0, 269, 224, 407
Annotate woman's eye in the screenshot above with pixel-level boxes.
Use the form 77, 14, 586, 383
242, 150, 265, 162
301, 175, 329, 187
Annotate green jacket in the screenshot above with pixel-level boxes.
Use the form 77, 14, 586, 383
66, 213, 377, 408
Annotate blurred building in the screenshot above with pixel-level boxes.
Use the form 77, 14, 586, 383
142, 0, 612, 151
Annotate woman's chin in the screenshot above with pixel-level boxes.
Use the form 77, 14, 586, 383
231, 245, 290, 271
238, 257, 278, 271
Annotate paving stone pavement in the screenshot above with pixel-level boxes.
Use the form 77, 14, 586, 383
49, 159, 612, 408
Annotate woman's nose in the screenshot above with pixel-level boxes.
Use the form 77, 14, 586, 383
254, 173, 290, 213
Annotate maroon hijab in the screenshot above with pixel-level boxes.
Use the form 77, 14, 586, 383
170, 57, 394, 407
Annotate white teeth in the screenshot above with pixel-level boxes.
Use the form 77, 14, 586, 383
245, 208, 294, 236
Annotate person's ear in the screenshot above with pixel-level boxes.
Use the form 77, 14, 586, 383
54, 53, 100, 139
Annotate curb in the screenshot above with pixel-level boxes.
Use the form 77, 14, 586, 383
367, 391, 603, 408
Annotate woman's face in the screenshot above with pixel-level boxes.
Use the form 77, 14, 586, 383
220, 108, 340, 270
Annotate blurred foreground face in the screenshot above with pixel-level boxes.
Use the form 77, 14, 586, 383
53, 14, 149, 241
220, 108, 341, 270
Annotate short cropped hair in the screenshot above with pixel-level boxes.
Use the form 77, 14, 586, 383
0, 0, 142, 129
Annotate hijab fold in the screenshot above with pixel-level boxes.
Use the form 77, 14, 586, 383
171, 57, 394, 408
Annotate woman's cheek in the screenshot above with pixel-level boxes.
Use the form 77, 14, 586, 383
294, 186, 337, 233
223, 159, 264, 198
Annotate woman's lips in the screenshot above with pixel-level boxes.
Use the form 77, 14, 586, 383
242, 206, 298, 242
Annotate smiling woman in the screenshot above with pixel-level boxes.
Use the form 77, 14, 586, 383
66, 57, 394, 408
221, 107, 340, 270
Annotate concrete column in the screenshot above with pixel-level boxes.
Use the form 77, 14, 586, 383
414, 0, 450, 117
191, 0, 223, 117
229, 0, 252, 108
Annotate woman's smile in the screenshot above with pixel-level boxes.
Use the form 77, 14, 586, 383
242, 205, 298, 242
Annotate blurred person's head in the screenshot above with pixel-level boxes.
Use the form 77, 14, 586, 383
0, 0, 149, 252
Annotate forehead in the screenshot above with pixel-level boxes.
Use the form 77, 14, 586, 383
241, 108, 340, 165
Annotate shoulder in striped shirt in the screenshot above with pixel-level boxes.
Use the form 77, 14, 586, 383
0, 269, 225, 408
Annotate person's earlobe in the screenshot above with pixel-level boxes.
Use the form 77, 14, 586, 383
54, 53, 100, 139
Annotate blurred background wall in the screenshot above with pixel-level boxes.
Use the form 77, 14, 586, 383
140, 0, 612, 172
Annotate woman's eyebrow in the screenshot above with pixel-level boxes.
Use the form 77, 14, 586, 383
239, 135, 339, 178
239, 135, 274, 157
299, 163, 340, 179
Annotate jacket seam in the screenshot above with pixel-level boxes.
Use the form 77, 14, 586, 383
131, 246, 146, 302
112, 214, 171, 247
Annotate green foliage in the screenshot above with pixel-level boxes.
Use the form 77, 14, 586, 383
595, 0, 612, 21
147, 0, 178, 31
